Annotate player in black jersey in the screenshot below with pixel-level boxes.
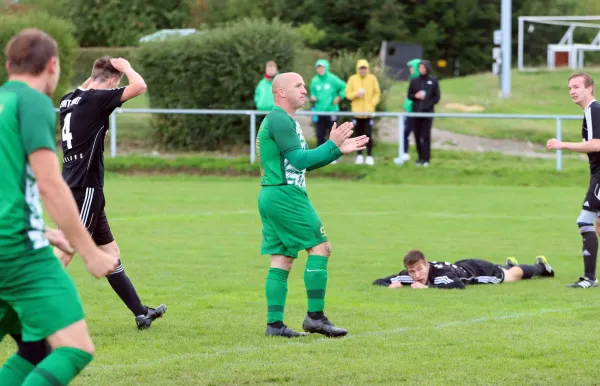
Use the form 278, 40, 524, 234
547, 73, 600, 288
373, 250, 554, 289
55, 56, 167, 329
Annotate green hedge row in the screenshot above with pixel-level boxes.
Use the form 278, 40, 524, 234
136, 18, 301, 151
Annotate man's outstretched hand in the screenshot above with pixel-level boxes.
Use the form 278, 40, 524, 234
328, 121, 354, 147
338, 135, 369, 154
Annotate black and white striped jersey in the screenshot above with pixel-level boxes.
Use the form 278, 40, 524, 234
59, 86, 125, 189
582, 100, 600, 174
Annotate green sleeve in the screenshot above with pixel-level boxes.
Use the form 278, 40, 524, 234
285, 141, 341, 171
19, 91, 57, 155
269, 115, 342, 170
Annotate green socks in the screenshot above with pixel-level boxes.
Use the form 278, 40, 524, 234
304, 255, 329, 313
265, 268, 289, 324
0, 354, 35, 385
22, 347, 93, 386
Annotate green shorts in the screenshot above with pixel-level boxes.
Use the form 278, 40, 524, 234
258, 185, 328, 258
0, 247, 85, 342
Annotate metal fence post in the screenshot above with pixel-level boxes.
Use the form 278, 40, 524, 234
250, 112, 257, 164
110, 112, 117, 158
394, 114, 405, 165
556, 117, 562, 172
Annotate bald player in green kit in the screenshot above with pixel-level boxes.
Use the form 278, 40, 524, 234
256, 72, 369, 338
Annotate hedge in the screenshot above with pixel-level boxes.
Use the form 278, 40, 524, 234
0, 11, 78, 106
136, 18, 302, 151
64, 0, 192, 47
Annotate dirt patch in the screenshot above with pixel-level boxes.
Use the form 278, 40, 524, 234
444, 103, 485, 112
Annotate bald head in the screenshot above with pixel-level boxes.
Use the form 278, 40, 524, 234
272, 72, 302, 93
272, 72, 306, 111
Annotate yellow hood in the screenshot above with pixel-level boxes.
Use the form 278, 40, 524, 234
356, 59, 370, 75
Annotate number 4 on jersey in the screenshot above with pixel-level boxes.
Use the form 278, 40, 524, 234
62, 112, 73, 149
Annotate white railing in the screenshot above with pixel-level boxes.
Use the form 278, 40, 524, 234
103, 108, 581, 172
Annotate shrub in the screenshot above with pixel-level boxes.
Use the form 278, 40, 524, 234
0, 10, 78, 105
136, 18, 302, 151
64, 0, 193, 47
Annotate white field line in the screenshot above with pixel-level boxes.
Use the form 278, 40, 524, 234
87, 304, 594, 371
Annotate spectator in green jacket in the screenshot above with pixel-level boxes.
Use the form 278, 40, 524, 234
395, 58, 421, 164
310, 59, 346, 146
254, 61, 278, 125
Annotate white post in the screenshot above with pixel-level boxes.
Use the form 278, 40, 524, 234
556, 118, 562, 172
518, 17, 524, 71
393, 114, 406, 165
250, 112, 256, 164
110, 112, 117, 158
500, 0, 512, 98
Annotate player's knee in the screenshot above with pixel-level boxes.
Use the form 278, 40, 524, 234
270, 255, 294, 271
100, 242, 120, 258
12, 334, 50, 365
308, 242, 331, 257
577, 210, 598, 228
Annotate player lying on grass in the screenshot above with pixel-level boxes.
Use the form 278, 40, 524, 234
372, 249, 554, 289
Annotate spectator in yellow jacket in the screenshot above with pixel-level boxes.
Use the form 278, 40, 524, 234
346, 59, 381, 165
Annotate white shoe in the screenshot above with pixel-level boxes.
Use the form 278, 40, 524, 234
365, 156, 375, 166
401, 153, 410, 161
355, 155, 364, 165
331, 160, 337, 164
422, 162, 429, 167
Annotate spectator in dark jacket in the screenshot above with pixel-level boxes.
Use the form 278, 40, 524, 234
407, 60, 440, 167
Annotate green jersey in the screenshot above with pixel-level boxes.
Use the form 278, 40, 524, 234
0, 81, 57, 257
257, 106, 310, 189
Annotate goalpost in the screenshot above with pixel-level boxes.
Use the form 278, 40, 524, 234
518, 16, 600, 71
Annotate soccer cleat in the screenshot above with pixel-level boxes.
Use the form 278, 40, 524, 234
265, 324, 308, 338
135, 304, 167, 330
365, 156, 375, 166
302, 315, 348, 338
355, 155, 364, 165
505, 256, 519, 268
567, 276, 598, 288
535, 256, 555, 277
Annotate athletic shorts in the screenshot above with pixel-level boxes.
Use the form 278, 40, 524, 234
0, 247, 85, 342
582, 173, 600, 212
72, 187, 114, 246
455, 259, 505, 284
258, 185, 328, 258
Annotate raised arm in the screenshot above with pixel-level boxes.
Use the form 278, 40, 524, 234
110, 58, 147, 102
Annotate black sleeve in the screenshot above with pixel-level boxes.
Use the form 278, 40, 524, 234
590, 104, 600, 139
431, 78, 441, 105
89, 87, 126, 113
407, 78, 418, 100
372, 270, 414, 287
431, 274, 465, 289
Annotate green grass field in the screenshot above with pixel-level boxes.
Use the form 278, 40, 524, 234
2, 174, 600, 385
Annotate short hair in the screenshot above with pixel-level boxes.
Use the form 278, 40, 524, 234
403, 249, 427, 268
91, 56, 122, 82
569, 72, 594, 89
5, 28, 58, 75
266, 60, 277, 67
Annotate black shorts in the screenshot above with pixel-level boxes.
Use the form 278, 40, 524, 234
455, 259, 505, 285
71, 187, 114, 246
582, 174, 600, 212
